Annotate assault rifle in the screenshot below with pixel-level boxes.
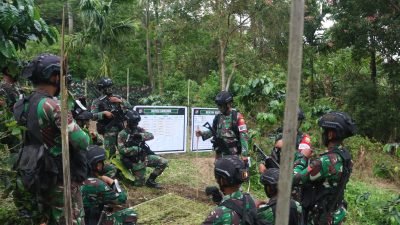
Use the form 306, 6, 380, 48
253, 144, 280, 169
203, 122, 230, 151
96, 97, 126, 134
125, 134, 155, 156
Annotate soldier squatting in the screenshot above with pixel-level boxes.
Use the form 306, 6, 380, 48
1, 53, 356, 225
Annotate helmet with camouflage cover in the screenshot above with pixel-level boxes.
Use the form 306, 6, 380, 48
318, 111, 356, 143
215, 91, 233, 105
21, 54, 63, 84
214, 155, 249, 186
86, 145, 106, 173
2, 60, 24, 81
125, 110, 141, 125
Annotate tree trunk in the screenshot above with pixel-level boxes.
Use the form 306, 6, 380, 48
145, 0, 154, 91
309, 52, 315, 103
370, 50, 377, 84
67, 1, 73, 34
220, 39, 226, 91
154, 0, 163, 95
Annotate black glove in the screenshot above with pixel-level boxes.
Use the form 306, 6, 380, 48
205, 186, 223, 204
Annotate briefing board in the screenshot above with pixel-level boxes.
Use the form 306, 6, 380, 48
190, 108, 219, 152
134, 106, 187, 154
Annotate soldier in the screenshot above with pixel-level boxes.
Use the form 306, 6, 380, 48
72, 102, 103, 146
270, 108, 311, 165
13, 53, 90, 225
91, 78, 131, 158
117, 110, 168, 188
292, 111, 355, 225
0, 65, 22, 110
202, 155, 257, 225
257, 168, 303, 225
196, 91, 249, 159
81, 145, 137, 225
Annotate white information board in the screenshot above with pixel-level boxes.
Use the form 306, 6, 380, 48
134, 106, 187, 154
191, 108, 219, 152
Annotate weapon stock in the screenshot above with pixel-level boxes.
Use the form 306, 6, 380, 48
253, 144, 280, 169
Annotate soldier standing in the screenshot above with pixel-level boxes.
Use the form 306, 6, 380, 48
117, 110, 168, 188
91, 78, 131, 158
0, 65, 22, 110
196, 91, 249, 159
202, 155, 257, 225
81, 145, 137, 225
13, 53, 90, 225
292, 111, 355, 225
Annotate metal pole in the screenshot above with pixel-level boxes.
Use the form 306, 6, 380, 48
127, 68, 130, 100
275, 0, 305, 225
60, 5, 73, 225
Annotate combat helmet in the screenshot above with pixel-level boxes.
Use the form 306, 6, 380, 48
318, 111, 356, 140
97, 78, 113, 90
86, 145, 106, 171
214, 155, 249, 186
125, 110, 141, 125
21, 54, 62, 84
215, 91, 233, 105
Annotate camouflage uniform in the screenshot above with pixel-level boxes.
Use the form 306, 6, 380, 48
91, 96, 131, 157
202, 190, 256, 225
17, 91, 90, 225
257, 197, 302, 225
293, 145, 350, 225
117, 127, 168, 186
81, 177, 137, 225
201, 110, 249, 158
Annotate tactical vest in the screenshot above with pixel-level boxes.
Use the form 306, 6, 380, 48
302, 147, 352, 225
212, 110, 241, 153
96, 96, 124, 134
13, 92, 87, 193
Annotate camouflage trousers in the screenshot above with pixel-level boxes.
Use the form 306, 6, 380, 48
129, 155, 168, 186
103, 132, 119, 158
101, 207, 138, 225
38, 182, 85, 225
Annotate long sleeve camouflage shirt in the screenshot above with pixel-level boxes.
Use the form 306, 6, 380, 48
117, 126, 154, 157
81, 177, 127, 208
202, 110, 249, 156
90, 95, 131, 121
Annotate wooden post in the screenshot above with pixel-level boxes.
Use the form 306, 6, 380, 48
127, 68, 130, 100
275, 0, 305, 225
60, 5, 73, 225
187, 79, 190, 107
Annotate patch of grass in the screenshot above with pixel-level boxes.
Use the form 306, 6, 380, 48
133, 193, 213, 225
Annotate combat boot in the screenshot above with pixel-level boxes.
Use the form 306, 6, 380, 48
146, 173, 162, 189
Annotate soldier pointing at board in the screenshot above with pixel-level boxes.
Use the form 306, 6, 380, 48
196, 91, 250, 161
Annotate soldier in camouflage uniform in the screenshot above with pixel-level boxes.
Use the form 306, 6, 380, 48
117, 110, 168, 188
72, 105, 118, 179
292, 112, 355, 225
196, 91, 249, 160
14, 54, 90, 225
257, 168, 303, 225
91, 78, 131, 158
202, 155, 257, 225
81, 145, 137, 225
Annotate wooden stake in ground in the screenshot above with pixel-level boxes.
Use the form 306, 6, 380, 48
196, 125, 199, 199
275, 0, 305, 225
60, 5, 73, 225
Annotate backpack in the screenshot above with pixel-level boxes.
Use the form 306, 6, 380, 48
13, 92, 59, 193
212, 110, 241, 153
220, 193, 267, 225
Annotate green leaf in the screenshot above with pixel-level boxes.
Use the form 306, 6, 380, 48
11, 127, 21, 136
111, 157, 136, 182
